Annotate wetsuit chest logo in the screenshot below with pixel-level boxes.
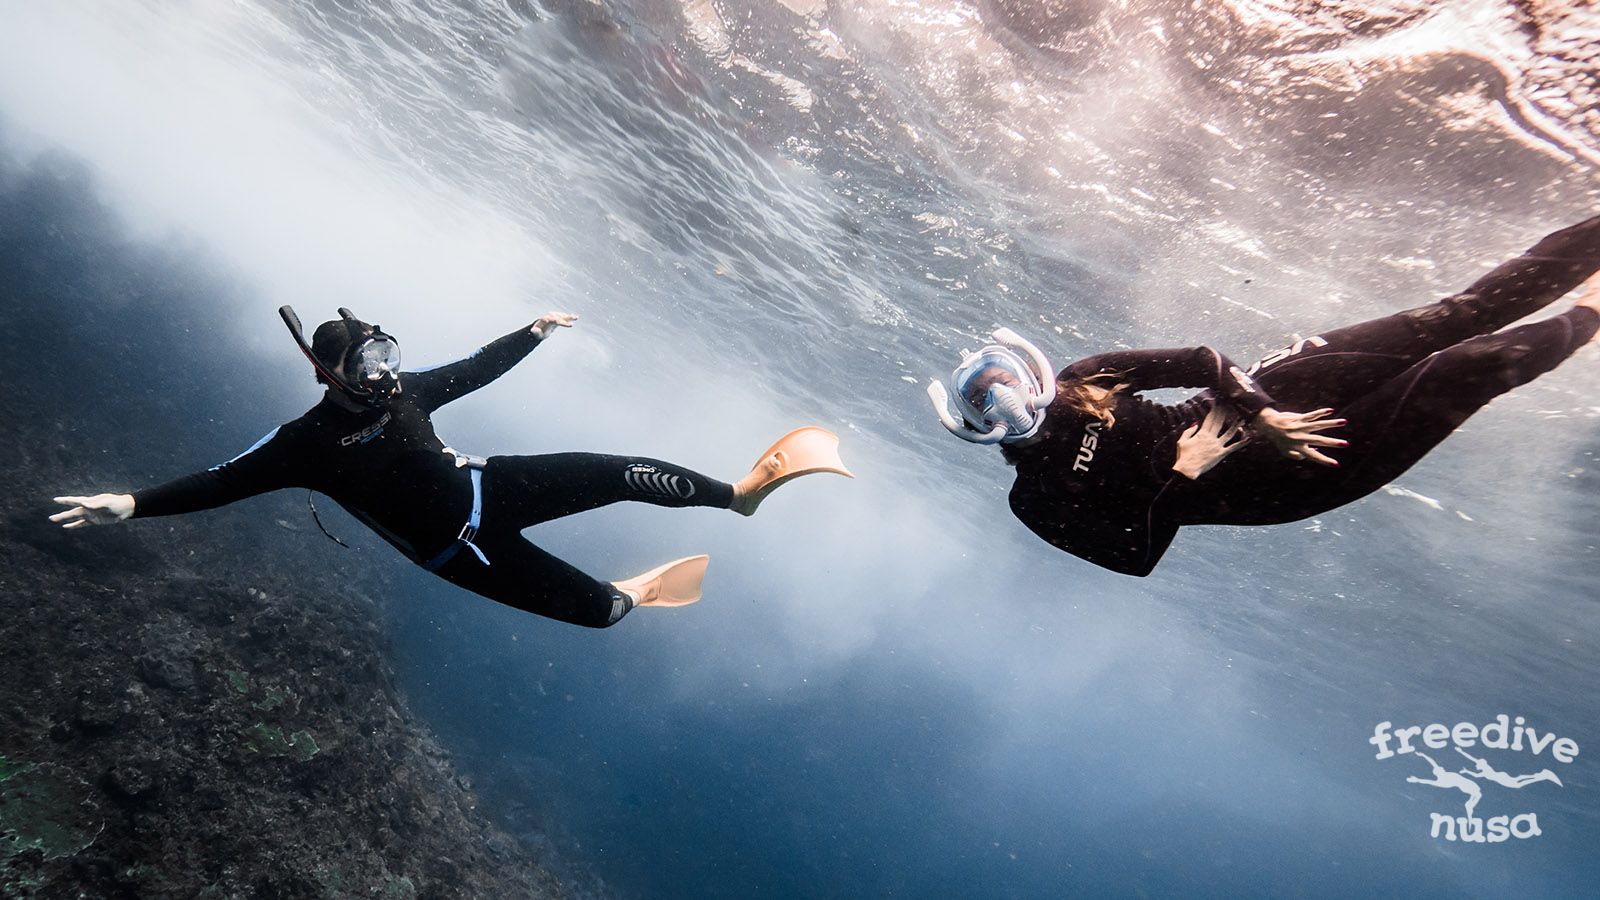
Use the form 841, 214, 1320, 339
340, 412, 392, 447
1072, 421, 1103, 473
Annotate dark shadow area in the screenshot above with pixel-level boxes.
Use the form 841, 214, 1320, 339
0, 145, 599, 898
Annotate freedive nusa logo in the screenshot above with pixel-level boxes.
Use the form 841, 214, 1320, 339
1371, 716, 1578, 843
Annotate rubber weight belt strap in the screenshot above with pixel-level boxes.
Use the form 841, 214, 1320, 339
422, 466, 489, 571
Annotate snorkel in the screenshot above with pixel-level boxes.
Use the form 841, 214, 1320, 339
927, 327, 1056, 445
279, 305, 402, 406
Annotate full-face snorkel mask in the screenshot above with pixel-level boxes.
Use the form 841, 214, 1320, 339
279, 306, 402, 406
926, 327, 1056, 444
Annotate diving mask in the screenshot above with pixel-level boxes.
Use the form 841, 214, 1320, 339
927, 327, 1056, 445
280, 305, 403, 406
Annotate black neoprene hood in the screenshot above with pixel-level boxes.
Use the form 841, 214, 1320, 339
311, 316, 375, 372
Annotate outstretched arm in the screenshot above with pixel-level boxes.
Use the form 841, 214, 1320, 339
50, 425, 303, 527
404, 312, 576, 412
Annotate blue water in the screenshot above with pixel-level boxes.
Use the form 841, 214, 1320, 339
3, 0, 1599, 897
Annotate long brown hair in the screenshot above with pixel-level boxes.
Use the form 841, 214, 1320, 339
1057, 371, 1125, 429
997, 371, 1126, 465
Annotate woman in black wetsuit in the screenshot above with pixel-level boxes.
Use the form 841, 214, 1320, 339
50, 310, 852, 627
928, 215, 1600, 576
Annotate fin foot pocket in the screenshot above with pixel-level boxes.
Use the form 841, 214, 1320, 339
614, 554, 710, 608
732, 426, 854, 516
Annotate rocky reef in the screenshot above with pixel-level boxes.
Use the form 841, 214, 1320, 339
0, 525, 585, 899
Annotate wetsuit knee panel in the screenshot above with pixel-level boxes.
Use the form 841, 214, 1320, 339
1395, 295, 1488, 346
1426, 333, 1550, 393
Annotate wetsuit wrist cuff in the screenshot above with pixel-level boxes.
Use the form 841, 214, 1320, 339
1234, 397, 1270, 418
127, 491, 155, 519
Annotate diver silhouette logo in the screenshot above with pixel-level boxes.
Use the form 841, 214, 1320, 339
1371, 716, 1577, 843
623, 464, 696, 499
1456, 748, 1562, 789
1405, 752, 1482, 820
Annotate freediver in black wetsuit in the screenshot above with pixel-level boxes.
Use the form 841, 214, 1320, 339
51, 309, 852, 627
928, 214, 1600, 576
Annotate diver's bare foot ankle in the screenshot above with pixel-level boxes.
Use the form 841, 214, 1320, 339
729, 454, 783, 515
1575, 274, 1600, 314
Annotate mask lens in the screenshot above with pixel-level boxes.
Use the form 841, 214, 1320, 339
982, 384, 1007, 420
959, 361, 1022, 408
354, 338, 400, 381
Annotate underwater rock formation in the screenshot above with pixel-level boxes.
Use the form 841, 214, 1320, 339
0, 546, 582, 899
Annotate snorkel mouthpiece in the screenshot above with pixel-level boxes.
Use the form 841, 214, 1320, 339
927, 327, 1055, 445
986, 383, 1037, 436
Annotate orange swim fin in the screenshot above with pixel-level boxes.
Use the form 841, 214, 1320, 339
613, 554, 711, 608
731, 426, 854, 516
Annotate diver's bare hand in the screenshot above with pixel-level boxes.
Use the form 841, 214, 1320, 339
531, 312, 578, 340
1173, 405, 1249, 480
50, 494, 135, 529
1254, 407, 1347, 466
1572, 271, 1600, 320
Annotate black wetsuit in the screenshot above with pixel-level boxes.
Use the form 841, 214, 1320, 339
131, 325, 734, 627
1009, 215, 1600, 576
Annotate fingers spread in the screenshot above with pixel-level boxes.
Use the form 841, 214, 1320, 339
48, 508, 85, 523
1204, 407, 1237, 437
1302, 448, 1339, 467
1302, 418, 1347, 433
1286, 425, 1345, 440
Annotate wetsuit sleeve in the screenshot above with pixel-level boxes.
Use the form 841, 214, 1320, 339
1062, 347, 1277, 416
1008, 478, 1178, 577
403, 325, 543, 412
130, 426, 302, 519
